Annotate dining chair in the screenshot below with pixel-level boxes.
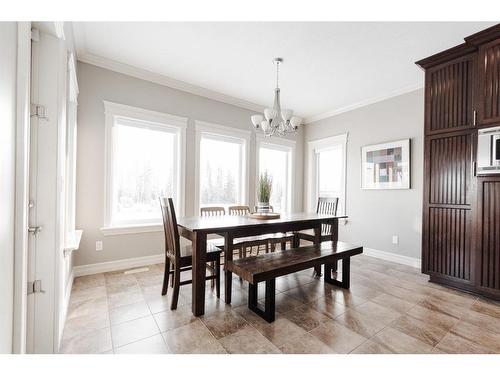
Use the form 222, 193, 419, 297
200, 206, 226, 216
160, 197, 222, 310
228, 205, 270, 256
252, 205, 294, 252
200, 206, 245, 272
297, 197, 339, 243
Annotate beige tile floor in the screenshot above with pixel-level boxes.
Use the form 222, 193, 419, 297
60, 254, 500, 354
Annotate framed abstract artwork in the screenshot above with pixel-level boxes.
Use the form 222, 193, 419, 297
361, 139, 411, 189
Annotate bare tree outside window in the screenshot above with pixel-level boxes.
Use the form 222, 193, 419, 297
258, 146, 290, 212
199, 137, 242, 207
112, 121, 176, 224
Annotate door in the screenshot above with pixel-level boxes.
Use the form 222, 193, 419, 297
477, 38, 500, 126
425, 54, 476, 135
26, 30, 67, 353
475, 177, 500, 299
422, 130, 476, 288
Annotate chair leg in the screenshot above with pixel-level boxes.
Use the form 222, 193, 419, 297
162, 257, 170, 296
281, 240, 286, 251
215, 254, 221, 299
170, 266, 181, 310
170, 262, 174, 287
238, 247, 243, 281
210, 261, 215, 289
265, 243, 269, 253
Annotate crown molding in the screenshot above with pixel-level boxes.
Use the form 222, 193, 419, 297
76, 51, 265, 114
303, 83, 423, 124
72, 21, 424, 126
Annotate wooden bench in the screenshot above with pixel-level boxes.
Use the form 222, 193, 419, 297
226, 241, 363, 323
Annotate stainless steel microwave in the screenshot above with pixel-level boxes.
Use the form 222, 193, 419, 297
477, 126, 500, 175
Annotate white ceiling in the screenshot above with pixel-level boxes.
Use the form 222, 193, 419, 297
72, 22, 496, 122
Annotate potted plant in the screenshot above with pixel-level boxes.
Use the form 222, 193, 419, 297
257, 171, 273, 213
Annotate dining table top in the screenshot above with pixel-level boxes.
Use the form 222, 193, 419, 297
176, 212, 347, 232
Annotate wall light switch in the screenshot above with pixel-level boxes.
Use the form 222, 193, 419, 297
96, 241, 103, 251
392, 235, 399, 245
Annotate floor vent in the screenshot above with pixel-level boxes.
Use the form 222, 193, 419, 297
124, 267, 150, 275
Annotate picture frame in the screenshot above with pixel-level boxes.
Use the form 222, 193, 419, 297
361, 138, 411, 190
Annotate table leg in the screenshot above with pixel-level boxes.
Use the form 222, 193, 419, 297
331, 218, 338, 242
292, 232, 300, 248
224, 232, 234, 304
313, 223, 322, 276
192, 231, 207, 316
331, 218, 339, 273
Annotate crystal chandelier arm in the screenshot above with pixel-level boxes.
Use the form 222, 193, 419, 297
251, 57, 297, 137
276, 59, 279, 88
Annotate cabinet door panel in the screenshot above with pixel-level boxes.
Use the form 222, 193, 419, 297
477, 179, 500, 296
477, 39, 500, 126
427, 207, 472, 280
423, 131, 475, 284
428, 134, 472, 206
426, 55, 475, 135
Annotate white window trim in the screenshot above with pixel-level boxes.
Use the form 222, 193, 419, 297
102, 101, 187, 234
194, 120, 250, 214
255, 134, 296, 213
64, 52, 81, 250
306, 133, 348, 217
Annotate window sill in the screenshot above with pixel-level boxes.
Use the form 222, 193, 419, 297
64, 230, 83, 256
100, 224, 163, 236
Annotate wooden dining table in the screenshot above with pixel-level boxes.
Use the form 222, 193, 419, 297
176, 212, 347, 316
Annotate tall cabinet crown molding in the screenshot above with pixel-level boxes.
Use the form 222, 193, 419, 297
417, 23, 500, 301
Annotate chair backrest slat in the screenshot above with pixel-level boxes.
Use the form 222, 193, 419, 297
316, 197, 339, 235
160, 197, 181, 261
200, 206, 226, 216
228, 205, 250, 216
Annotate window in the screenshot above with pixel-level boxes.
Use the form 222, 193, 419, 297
257, 136, 295, 213
307, 134, 347, 215
196, 122, 249, 211
104, 102, 186, 230
317, 145, 345, 213
64, 53, 79, 237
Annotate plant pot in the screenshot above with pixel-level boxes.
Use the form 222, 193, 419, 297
256, 202, 271, 213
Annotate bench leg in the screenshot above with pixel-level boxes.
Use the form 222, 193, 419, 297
324, 258, 350, 289
248, 279, 276, 323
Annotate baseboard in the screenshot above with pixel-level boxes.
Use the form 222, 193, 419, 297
363, 247, 421, 268
73, 254, 165, 277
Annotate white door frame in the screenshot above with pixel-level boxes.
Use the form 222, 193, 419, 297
12, 21, 32, 355
26, 28, 68, 354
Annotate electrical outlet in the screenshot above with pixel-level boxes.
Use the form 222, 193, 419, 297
392, 235, 399, 245
96, 241, 103, 251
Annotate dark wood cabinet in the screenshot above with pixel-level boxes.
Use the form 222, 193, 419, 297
423, 130, 476, 289
417, 24, 500, 300
477, 39, 500, 126
425, 55, 475, 135
476, 177, 500, 299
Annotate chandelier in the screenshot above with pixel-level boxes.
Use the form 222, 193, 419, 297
251, 58, 302, 137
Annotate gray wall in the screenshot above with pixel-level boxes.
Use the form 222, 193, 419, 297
304, 89, 424, 259
0, 22, 17, 353
75, 62, 304, 266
